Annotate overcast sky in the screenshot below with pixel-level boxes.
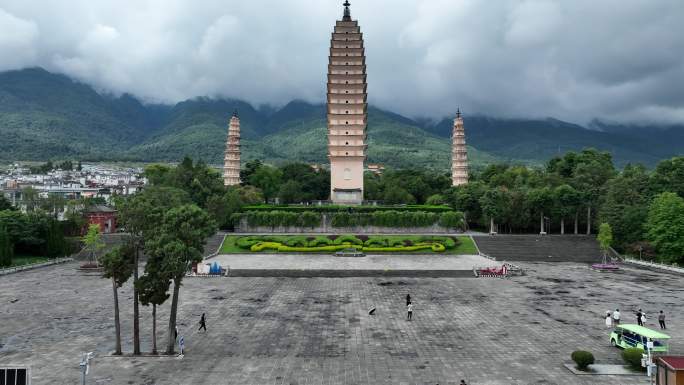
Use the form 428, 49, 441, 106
1, 0, 683, 124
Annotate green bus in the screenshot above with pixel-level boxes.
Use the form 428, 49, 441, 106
610, 324, 671, 353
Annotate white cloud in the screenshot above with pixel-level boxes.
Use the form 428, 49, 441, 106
0, 0, 682, 124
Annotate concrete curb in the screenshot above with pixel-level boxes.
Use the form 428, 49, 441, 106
624, 258, 684, 274
0, 257, 74, 276
194, 269, 477, 278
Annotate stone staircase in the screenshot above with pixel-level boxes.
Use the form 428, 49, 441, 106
472, 235, 602, 263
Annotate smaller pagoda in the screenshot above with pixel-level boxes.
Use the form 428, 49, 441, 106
223, 111, 241, 186
451, 109, 468, 186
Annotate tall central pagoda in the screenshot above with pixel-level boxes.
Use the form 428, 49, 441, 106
327, 0, 367, 204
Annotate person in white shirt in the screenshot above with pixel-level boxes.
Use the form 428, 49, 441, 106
605, 311, 613, 328
407, 303, 413, 320
613, 309, 621, 325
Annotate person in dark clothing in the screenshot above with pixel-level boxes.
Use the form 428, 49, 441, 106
636, 309, 643, 326
658, 311, 666, 329
198, 313, 207, 332
406, 294, 411, 306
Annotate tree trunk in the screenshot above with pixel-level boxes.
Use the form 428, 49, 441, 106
133, 244, 140, 355
166, 278, 181, 355
490, 218, 494, 234
560, 218, 565, 235
540, 212, 544, 234
112, 278, 122, 355
152, 304, 157, 355
574, 212, 578, 234
586, 206, 591, 235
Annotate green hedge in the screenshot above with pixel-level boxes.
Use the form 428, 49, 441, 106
571, 350, 595, 371
236, 235, 459, 253
243, 204, 453, 213
622, 348, 644, 370
235, 210, 465, 230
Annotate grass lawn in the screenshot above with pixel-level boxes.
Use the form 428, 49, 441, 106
9, 256, 49, 267
219, 235, 478, 255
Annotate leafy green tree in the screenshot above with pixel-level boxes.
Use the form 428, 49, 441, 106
100, 243, 135, 355
278, 180, 305, 204
0, 195, 13, 211
650, 156, 684, 197
237, 185, 264, 204
117, 186, 190, 355
527, 187, 554, 234
426, 194, 446, 205
145, 204, 216, 355
0, 224, 13, 267
82, 224, 104, 265
144, 164, 173, 186
553, 184, 581, 234
240, 159, 263, 184
597, 223, 613, 258
206, 187, 244, 229
40, 193, 67, 219
45, 219, 66, 258
21, 187, 40, 212
571, 149, 616, 234
446, 181, 487, 228
383, 186, 415, 204
438, 211, 464, 230
137, 262, 170, 355
248, 165, 282, 203
599, 165, 651, 248
480, 187, 509, 234
646, 192, 684, 264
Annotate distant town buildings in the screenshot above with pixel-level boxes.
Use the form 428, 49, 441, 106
0, 163, 145, 219
327, 0, 367, 204
223, 111, 242, 186
451, 109, 469, 186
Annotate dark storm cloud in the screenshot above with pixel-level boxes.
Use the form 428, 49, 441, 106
0, 0, 682, 124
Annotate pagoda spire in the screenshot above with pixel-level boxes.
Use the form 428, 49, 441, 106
343, 0, 351, 21
451, 109, 468, 186
223, 112, 241, 186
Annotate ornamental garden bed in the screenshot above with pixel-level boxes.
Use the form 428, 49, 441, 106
219, 235, 477, 255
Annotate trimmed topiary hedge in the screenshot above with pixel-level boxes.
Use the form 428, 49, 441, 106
571, 350, 595, 371
243, 204, 454, 213
333, 235, 363, 245
622, 348, 645, 370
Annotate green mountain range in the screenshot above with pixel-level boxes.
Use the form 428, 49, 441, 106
0, 68, 681, 169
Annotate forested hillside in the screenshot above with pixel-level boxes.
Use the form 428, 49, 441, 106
1, 68, 681, 169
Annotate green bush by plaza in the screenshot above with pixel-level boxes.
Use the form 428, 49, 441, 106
622, 348, 645, 371
234, 210, 464, 229
570, 350, 595, 371
222, 234, 475, 254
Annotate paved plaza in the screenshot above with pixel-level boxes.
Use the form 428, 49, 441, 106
210, 254, 499, 272
1, 260, 682, 385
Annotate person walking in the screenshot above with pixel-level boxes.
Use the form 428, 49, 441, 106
198, 313, 207, 332
613, 309, 621, 325
636, 309, 643, 326
407, 303, 413, 320
605, 311, 613, 328
406, 293, 411, 306
658, 311, 666, 330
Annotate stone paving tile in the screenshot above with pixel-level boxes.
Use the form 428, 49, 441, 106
0, 261, 682, 384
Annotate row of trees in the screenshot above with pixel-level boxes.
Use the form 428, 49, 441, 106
0, 203, 70, 267
447, 151, 684, 263
105, 185, 216, 355
28, 160, 82, 174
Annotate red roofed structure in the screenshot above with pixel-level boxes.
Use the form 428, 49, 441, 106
657, 356, 684, 385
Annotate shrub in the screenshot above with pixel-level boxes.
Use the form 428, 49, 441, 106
439, 211, 465, 229
284, 236, 308, 247
308, 236, 332, 247
297, 211, 321, 228
571, 350, 595, 371
622, 348, 644, 370
426, 194, 446, 205
388, 238, 405, 247
364, 237, 388, 247
333, 235, 363, 245
236, 236, 261, 249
